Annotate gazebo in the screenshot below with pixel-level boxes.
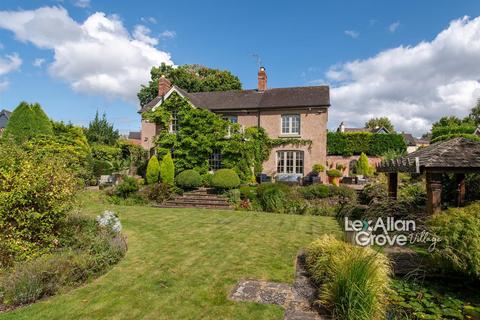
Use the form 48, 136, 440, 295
376, 137, 480, 215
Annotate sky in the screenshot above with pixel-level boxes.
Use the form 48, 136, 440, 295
0, 1, 480, 137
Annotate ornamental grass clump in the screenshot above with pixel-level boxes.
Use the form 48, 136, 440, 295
428, 202, 480, 279
305, 235, 391, 320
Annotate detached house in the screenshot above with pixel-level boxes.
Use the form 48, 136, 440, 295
139, 67, 330, 180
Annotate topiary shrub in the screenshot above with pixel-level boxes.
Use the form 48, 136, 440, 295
428, 202, 480, 279
326, 169, 342, 178
312, 164, 325, 175
211, 169, 240, 189
306, 235, 391, 320
176, 170, 202, 189
160, 152, 175, 185
201, 173, 213, 187
355, 152, 374, 176
146, 155, 160, 184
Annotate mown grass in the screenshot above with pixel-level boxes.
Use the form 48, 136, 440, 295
1, 191, 340, 320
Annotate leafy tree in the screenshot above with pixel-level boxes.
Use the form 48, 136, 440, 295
137, 63, 242, 107
468, 99, 480, 125
146, 155, 160, 184
356, 152, 374, 176
84, 111, 119, 145
3, 102, 53, 143
365, 117, 394, 132
159, 152, 174, 185
25, 121, 93, 181
0, 140, 77, 265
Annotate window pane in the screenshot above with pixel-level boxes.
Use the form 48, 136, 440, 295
286, 151, 294, 173
292, 115, 300, 134
281, 116, 288, 134
295, 151, 304, 174
171, 110, 178, 133
277, 151, 284, 173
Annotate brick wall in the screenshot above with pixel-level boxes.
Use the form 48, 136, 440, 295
326, 155, 382, 176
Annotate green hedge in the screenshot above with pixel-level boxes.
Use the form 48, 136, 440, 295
431, 125, 476, 140
431, 133, 480, 143
327, 132, 406, 156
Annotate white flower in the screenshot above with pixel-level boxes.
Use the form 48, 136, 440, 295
96, 210, 122, 233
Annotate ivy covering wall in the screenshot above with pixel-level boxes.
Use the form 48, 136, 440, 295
143, 93, 314, 182
327, 132, 406, 156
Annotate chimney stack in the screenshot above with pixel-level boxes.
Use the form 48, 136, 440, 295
158, 75, 172, 96
257, 67, 267, 91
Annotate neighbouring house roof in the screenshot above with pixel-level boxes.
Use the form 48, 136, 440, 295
377, 137, 480, 173
341, 127, 390, 134
128, 131, 141, 140
402, 133, 417, 146
0, 109, 11, 129
140, 85, 330, 113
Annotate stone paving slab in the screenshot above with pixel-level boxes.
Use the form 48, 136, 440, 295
228, 253, 327, 320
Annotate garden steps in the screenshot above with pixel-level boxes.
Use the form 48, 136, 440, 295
156, 188, 233, 210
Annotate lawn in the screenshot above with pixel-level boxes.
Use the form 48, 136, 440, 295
1, 191, 340, 320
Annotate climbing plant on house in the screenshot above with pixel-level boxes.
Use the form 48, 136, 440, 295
143, 92, 276, 182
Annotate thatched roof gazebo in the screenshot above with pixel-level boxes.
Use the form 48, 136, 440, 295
376, 137, 480, 214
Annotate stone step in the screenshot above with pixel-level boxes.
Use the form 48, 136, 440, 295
175, 195, 228, 202
155, 204, 233, 210
165, 199, 230, 206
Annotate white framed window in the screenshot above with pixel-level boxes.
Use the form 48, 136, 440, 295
281, 114, 300, 135
276, 151, 304, 174
209, 152, 222, 170
170, 110, 179, 133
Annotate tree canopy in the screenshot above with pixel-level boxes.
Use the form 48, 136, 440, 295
365, 117, 395, 132
137, 63, 242, 107
84, 111, 119, 145
3, 102, 53, 143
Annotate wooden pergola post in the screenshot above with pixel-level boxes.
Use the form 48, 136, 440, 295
387, 172, 398, 199
426, 172, 442, 215
456, 173, 466, 207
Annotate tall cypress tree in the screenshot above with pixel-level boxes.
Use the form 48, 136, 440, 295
3, 102, 53, 143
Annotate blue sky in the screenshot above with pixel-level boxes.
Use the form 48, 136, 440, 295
0, 0, 480, 136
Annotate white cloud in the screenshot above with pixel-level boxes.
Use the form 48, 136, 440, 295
0, 80, 9, 92
73, 0, 90, 8
133, 25, 158, 45
327, 16, 480, 136
159, 30, 176, 39
0, 6, 173, 101
344, 30, 359, 39
0, 53, 22, 75
140, 17, 157, 24
388, 21, 400, 33
33, 58, 45, 67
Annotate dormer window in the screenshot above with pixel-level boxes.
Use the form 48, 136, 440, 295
281, 114, 300, 135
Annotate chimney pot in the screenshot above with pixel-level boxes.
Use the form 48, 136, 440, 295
158, 75, 172, 96
258, 67, 267, 91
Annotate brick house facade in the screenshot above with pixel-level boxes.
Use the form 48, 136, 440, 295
139, 68, 330, 180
